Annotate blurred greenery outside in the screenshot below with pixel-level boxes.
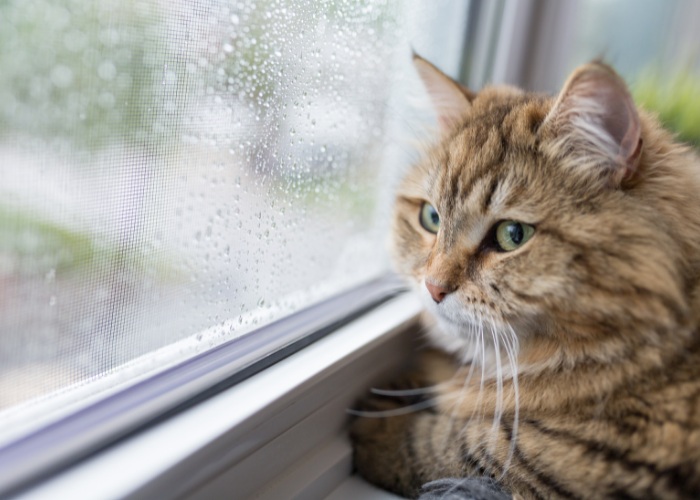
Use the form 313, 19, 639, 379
0, 205, 173, 280
633, 67, 700, 148
0, 0, 185, 278
0, 0, 184, 150
5, 0, 699, 282
0, 207, 95, 275
0, 0, 396, 279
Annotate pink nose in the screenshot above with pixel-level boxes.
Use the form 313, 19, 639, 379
425, 281, 452, 303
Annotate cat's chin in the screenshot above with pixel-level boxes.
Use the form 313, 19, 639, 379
427, 316, 520, 379
421, 300, 499, 365
416, 284, 522, 369
432, 314, 489, 354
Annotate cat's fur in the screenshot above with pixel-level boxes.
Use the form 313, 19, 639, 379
350, 55, 700, 499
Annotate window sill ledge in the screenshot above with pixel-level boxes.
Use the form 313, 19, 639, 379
18, 293, 422, 500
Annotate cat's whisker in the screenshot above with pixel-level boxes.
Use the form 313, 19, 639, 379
349, 390, 466, 419
498, 321, 521, 478
477, 316, 487, 421
414, 322, 439, 351
508, 326, 520, 423
370, 386, 442, 397
489, 315, 506, 460
467, 312, 488, 426
442, 322, 482, 450
347, 398, 439, 418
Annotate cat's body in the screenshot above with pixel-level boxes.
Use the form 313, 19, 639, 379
350, 56, 700, 499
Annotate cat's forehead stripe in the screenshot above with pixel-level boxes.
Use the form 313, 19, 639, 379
480, 177, 500, 214
416, 97, 544, 223
440, 124, 510, 213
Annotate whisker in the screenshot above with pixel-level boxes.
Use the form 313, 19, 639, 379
498, 321, 521, 478
489, 316, 505, 458
371, 386, 442, 397
442, 319, 481, 450
468, 311, 488, 425
346, 399, 439, 418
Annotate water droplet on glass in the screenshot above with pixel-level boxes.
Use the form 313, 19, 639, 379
98, 60, 117, 81
45, 269, 56, 283
50, 65, 74, 88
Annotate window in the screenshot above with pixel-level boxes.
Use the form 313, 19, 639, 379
0, 0, 470, 496
6, 0, 698, 498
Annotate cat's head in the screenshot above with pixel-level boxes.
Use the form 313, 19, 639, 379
394, 55, 700, 368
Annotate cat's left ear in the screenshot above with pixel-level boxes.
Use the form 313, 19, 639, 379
542, 62, 642, 186
413, 53, 475, 132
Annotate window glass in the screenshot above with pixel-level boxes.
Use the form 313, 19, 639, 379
0, 0, 469, 444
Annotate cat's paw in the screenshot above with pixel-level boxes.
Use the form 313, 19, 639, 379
349, 375, 435, 447
349, 398, 419, 497
349, 377, 436, 497
349, 383, 419, 453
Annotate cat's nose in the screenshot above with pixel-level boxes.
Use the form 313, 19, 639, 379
425, 280, 453, 303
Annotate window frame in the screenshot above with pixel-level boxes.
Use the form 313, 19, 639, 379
15, 292, 422, 500
1, 275, 405, 497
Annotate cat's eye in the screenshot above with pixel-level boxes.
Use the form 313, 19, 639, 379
419, 202, 440, 234
495, 221, 535, 251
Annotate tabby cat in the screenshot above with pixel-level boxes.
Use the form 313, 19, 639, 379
350, 54, 700, 499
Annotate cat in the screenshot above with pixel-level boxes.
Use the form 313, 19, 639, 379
350, 54, 700, 499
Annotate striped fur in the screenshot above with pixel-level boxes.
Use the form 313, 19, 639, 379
351, 59, 700, 499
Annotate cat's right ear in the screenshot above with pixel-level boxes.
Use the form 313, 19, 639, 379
413, 53, 474, 132
541, 61, 642, 187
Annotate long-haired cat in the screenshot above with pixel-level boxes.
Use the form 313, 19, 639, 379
350, 54, 700, 499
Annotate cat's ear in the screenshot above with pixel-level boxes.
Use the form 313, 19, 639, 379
413, 53, 474, 132
543, 62, 642, 186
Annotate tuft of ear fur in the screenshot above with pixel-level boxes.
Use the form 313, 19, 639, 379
413, 53, 474, 132
542, 62, 642, 187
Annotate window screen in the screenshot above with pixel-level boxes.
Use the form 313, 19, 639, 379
0, 0, 469, 446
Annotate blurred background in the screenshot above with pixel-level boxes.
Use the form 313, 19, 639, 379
479, 0, 700, 147
1, 0, 698, 444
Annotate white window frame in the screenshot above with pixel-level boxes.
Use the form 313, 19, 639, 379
17, 293, 421, 500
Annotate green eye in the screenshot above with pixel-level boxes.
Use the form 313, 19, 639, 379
495, 220, 535, 251
419, 202, 440, 233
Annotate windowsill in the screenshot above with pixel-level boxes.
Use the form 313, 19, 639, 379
17, 293, 422, 500
328, 476, 406, 499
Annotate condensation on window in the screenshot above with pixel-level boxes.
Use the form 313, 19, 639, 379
0, 0, 468, 442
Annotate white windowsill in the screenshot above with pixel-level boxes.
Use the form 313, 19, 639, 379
17, 293, 422, 500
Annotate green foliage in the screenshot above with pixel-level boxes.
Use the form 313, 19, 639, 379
0, 208, 93, 274
633, 67, 700, 148
0, 0, 184, 151
0, 206, 172, 278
